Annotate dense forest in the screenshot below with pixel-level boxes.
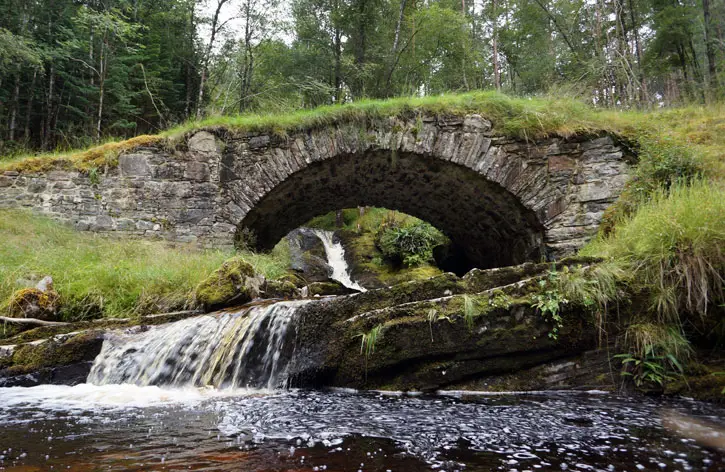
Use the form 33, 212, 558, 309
0, 0, 724, 154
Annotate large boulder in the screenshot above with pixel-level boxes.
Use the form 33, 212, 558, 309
194, 258, 264, 311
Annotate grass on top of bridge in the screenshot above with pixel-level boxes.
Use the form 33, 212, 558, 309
2, 91, 606, 173
2, 90, 724, 178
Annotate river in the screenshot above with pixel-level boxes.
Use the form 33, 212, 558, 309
0, 385, 723, 471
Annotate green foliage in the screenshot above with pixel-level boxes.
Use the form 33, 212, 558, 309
532, 268, 568, 340
358, 324, 384, 359
602, 137, 703, 230
375, 217, 447, 267
427, 308, 437, 342
614, 323, 692, 389
87, 167, 101, 186
0, 210, 289, 319
713, 372, 725, 395
462, 295, 479, 331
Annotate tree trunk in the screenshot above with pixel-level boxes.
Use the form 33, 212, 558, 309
24, 69, 37, 142
391, 0, 407, 56
702, 0, 718, 93
355, 0, 367, 94
627, 0, 648, 104
197, 0, 230, 119
334, 0, 343, 108
185, 2, 195, 119
43, 63, 55, 150
97, 41, 106, 141
8, 74, 21, 141
240, 2, 254, 113
492, 0, 500, 90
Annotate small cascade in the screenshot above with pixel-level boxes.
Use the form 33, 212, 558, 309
88, 301, 309, 390
311, 229, 367, 292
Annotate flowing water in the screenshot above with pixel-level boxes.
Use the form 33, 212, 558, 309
88, 301, 309, 390
311, 229, 367, 292
1, 253, 723, 470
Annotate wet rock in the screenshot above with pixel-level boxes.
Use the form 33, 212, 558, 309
0, 331, 104, 386
194, 258, 265, 311
287, 228, 332, 283
307, 281, 357, 297
288, 267, 597, 391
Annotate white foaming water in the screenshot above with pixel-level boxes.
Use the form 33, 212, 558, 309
311, 229, 367, 292
0, 384, 216, 410
88, 300, 309, 390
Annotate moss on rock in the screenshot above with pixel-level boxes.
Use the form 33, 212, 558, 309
7, 331, 104, 374
307, 281, 357, 296
194, 257, 263, 311
6, 287, 61, 321
264, 280, 300, 299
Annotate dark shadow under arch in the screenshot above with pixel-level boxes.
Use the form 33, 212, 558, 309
239, 150, 545, 269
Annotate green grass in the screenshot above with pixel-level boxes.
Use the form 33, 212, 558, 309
583, 181, 725, 324
1, 91, 612, 173
3, 90, 725, 182
0, 210, 290, 320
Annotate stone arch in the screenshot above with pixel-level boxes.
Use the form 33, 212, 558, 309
208, 113, 630, 269
239, 150, 544, 269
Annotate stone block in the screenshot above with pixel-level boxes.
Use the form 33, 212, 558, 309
248, 135, 270, 149
188, 131, 219, 154
463, 114, 492, 133
184, 161, 210, 182
577, 180, 615, 202
548, 155, 576, 172
119, 154, 152, 177
91, 215, 114, 231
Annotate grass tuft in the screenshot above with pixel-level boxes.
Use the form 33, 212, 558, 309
583, 181, 725, 324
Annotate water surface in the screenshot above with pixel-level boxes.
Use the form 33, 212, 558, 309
0, 386, 723, 471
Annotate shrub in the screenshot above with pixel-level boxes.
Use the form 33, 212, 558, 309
375, 220, 447, 267
614, 323, 692, 389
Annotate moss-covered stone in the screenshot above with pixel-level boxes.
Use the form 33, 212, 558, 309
289, 278, 597, 391
264, 280, 300, 299
194, 257, 263, 311
307, 281, 357, 296
7, 331, 104, 373
338, 230, 443, 289
665, 363, 725, 403
6, 287, 61, 321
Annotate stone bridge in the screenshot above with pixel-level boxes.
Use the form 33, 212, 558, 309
0, 114, 632, 268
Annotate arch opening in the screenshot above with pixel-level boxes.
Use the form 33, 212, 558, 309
237, 150, 545, 270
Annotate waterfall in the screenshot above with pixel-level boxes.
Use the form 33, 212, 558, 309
88, 301, 309, 390
311, 229, 367, 292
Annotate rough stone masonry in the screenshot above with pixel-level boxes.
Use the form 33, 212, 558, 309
0, 114, 632, 268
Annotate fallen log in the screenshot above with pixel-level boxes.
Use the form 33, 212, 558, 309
0, 316, 70, 327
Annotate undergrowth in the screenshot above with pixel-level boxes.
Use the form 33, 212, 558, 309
584, 181, 725, 391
